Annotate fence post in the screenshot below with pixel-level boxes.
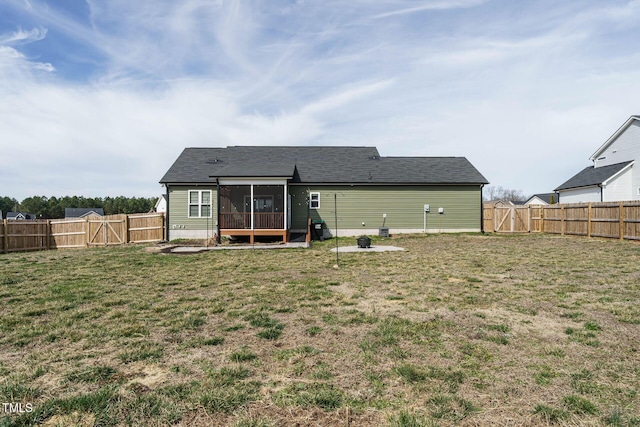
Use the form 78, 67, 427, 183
163, 213, 167, 241
587, 203, 592, 238
620, 201, 625, 240
86, 217, 90, 247
561, 205, 565, 235
45, 220, 51, 250
2, 219, 7, 253
540, 206, 544, 233
124, 215, 130, 244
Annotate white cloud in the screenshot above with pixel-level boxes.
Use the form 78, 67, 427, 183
0, 45, 54, 78
0, 26, 47, 44
2, 0, 640, 199
0, 79, 333, 197
301, 80, 395, 115
371, 0, 488, 19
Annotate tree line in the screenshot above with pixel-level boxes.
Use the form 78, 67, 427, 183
0, 196, 158, 219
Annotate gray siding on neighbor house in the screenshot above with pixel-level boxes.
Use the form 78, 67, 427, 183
290, 185, 482, 232
168, 185, 218, 235
602, 165, 634, 201
594, 121, 640, 200
594, 121, 640, 168
558, 186, 601, 204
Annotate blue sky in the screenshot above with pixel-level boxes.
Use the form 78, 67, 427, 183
2, 0, 640, 200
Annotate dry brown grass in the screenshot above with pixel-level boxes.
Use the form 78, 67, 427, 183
0, 233, 639, 426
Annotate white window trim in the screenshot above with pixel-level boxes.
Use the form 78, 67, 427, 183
188, 190, 213, 218
310, 192, 320, 209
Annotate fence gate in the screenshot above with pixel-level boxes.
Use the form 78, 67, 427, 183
494, 206, 530, 233
88, 216, 126, 246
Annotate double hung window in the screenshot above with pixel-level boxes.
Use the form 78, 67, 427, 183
188, 190, 212, 218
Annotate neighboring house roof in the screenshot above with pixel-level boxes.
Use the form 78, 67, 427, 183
7, 212, 33, 220
160, 146, 488, 185
525, 193, 557, 204
590, 115, 640, 161
555, 161, 633, 191
64, 208, 105, 218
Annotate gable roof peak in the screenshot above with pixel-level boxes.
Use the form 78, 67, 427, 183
590, 115, 640, 161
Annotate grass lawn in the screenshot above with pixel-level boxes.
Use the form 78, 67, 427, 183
0, 233, 639, 426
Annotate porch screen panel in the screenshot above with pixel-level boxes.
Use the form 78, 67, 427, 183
253, 185, 285, 229
219, 185, 251, 229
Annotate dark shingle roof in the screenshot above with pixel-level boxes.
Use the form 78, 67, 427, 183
7, 212, 36, 220
160, 146, 488, 185
555, 161, 633, 191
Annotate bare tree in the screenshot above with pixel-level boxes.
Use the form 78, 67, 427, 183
483, 186, 527, 202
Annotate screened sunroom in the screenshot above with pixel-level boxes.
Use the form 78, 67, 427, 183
218, 181, 289, 242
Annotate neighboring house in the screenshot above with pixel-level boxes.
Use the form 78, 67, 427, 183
524, 193, 558, 205
64, 208, 105, 218
160, 146, 488, 242
556, 116, 640, 203
7, 212, 35, 220
154, 195, 167, 213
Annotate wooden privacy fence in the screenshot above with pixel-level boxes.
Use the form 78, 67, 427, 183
1, 213, 165, 253
483, 201, 640, 241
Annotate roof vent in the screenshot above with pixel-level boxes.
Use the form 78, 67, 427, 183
369, 155, 379, 160
206, 157, 223, 164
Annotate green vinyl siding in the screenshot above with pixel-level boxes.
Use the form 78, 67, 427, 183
290, 185, 481, 231
168, 185, 218, 230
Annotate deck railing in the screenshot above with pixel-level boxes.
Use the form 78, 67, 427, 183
219, 212, 284, 229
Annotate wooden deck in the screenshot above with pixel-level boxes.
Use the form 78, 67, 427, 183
220, 228, 288, 244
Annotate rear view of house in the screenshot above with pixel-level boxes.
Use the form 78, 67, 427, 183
160, 146, 488, 242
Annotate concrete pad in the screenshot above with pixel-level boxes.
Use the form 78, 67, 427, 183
169, 242, 310, 253
330, 245, 404, 253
